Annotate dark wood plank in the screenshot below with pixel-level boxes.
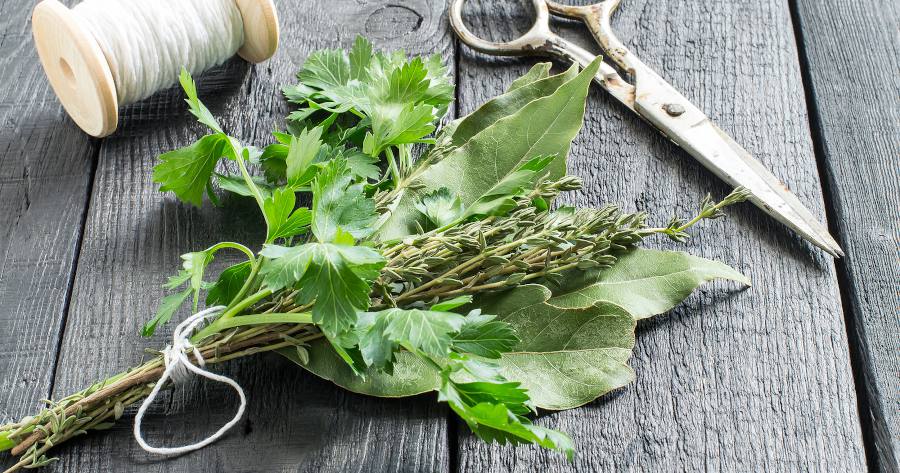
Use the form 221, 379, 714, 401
42, 1, 453, 471
0, 0, 97, 466
454, 0, 867, 470
792, 0, 900, 469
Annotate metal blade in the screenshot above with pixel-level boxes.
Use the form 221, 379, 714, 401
628, 66, 843, 257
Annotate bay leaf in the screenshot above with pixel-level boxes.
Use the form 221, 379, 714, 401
469, 285, 636, 410
285, 249, 746, 409
280, 342, 438, 397
547, 248, 750, 319
376, 58, 601, 240
286, 283, 635, 409
442, 63, 577, 150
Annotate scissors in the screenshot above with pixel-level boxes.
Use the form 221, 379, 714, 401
449, 0, 843, 257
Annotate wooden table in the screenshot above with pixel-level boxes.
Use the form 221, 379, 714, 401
1, 1, 897, 471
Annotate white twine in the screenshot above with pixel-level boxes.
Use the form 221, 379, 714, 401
71, 0, 244, 105
133, 305, 248, 456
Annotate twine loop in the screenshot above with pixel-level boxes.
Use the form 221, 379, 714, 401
133, 305, 247, 456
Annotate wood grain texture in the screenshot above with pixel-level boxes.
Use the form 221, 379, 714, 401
0, 0, 97, 462
40, 1, 453, 471
453, 0, 867, 471
792, 0, 900, 470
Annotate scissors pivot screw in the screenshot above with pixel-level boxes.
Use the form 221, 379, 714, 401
663, 103, 685, 117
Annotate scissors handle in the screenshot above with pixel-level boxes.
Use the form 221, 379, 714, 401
545, 1, 636, 74
449, 0, 635, 108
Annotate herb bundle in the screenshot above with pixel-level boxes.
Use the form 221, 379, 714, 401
0, 37, 750, 471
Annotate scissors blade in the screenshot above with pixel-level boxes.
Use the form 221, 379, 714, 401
631, 68, 843, 256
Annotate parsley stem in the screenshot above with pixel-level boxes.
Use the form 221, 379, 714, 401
384, 147, 401, 188
224, 289, 271, 319
206, 241, 256, 263
202, 313, 312, 332
232, 144, 267, 213
190, 313, 312, 344
228, 257, 265, 307
190, 288, 272, 342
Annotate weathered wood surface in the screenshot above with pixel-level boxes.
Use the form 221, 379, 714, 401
0, 0, 97, 464
0, 0, 893, 471
792, 0, 900, 470
29, 1, 453, 472
454, 0, 867, 471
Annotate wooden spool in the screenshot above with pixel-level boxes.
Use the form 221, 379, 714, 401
31, 0, 280, 137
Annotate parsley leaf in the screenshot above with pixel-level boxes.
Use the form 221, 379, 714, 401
205, 261, 252, 306
415, 187, 465, 230
286, 126, 323, 186
216, 173, 273, 200
142, 288, 192, 337
153, 134, 226, 207
439, 376, 573, 460
343, 149, 381, 181
179, 67, 222, 133
311, 158, 378, 242
357, 308, 466, 371
284, 35, 452, 160
263, 188, 312, 242
452, 312, 519, 359
259, 243, 385, 338
141, 249, 213, 336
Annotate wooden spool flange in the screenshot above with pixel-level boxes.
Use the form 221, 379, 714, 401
31, 0, 279, 137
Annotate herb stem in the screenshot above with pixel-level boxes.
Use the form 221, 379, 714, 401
228, 257, 265, 307
191, 288, 272, 343
233, 146, 267, 213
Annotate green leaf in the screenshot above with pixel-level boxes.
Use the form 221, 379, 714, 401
263, 188, 312, 242
180, 249, 214, 311
447, 63, 574, 149
460, 155, 555, 221
452, 312, 518, 359
286, 127, 324, 186
259, 243, 384, 337
348, 35, 374, 80
439, 374, 573, 459
216, 173, 273, 200
260, 142, 289, 183
430, 295, 473, 312
471, 285, 636, 410
205, 261, 252, 306
280, 343, 438, 397
344, 149, 381, 181
285, 40, 453, 158
547, 248, 750, 319
415, 188, 464, 230
153, 134, 225, 207
311, 158, 378, 242
367, 103, 435, 155
179, 68, 222, 133
163, 269, 192, 290
366, 308, 466, 362
142, 288, 191, 337
290, 284, 635, 410
377, 59, 601, 239
298, 47, 351, 91
352, 306, 472, 374
506, 62, 552, 93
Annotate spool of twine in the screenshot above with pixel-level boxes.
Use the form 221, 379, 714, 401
31, 0, 279, 137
